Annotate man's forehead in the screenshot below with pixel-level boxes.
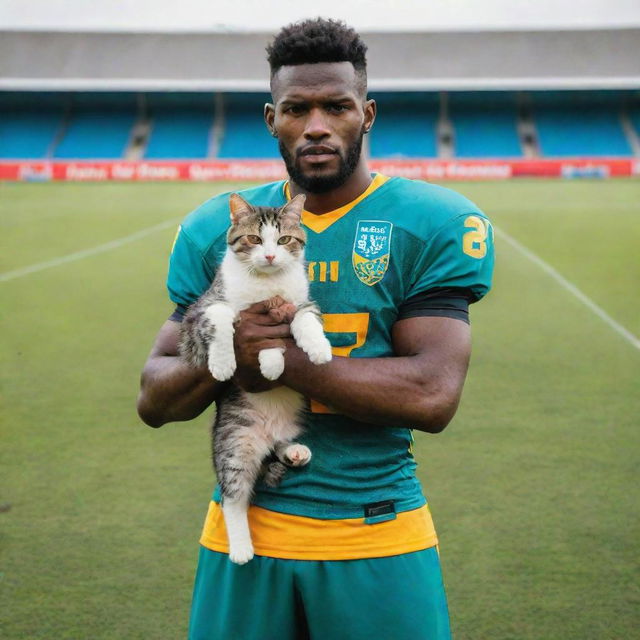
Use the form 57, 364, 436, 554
271, 62, 360, 102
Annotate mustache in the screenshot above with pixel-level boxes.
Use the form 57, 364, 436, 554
296, 144, 340, 158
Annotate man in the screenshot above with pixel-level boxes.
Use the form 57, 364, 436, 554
138, 18, 494, 640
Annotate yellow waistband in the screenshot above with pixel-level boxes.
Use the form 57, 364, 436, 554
200, 501, 438, 561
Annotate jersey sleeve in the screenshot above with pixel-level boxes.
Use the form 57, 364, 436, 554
166, 224, 215, 310
406, 213, 495, 303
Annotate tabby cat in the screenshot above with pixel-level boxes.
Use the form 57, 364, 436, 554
179, 192, 332, 564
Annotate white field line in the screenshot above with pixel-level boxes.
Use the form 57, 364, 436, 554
495, 226, 640, 351
0, 218, 180, 283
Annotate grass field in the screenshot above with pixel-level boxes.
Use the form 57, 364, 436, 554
1, 178, 639, 639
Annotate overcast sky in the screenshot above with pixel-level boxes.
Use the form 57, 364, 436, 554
2, 0, 640, 32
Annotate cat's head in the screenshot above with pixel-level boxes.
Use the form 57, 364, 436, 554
226, 193, 307, 274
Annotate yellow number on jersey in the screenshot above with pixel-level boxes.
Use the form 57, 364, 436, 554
310, 312, 370, 413
322, 313, 370, 357
463, 215, 490, 259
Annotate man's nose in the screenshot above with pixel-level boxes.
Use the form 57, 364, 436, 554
303, 108, 331, 140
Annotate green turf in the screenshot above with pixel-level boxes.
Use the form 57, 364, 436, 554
1, 179, 639, 639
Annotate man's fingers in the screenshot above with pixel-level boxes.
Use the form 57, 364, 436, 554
243, 296, 287, 314
235, 314, 291, 341
269, 303, 297, 324
237, 310, 289, 327
235, 320, 292, 339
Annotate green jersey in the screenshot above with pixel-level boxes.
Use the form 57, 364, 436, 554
168, 174, 494, 520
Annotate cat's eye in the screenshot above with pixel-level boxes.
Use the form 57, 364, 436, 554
277, 236, 292, 245
246, 235, 262, 244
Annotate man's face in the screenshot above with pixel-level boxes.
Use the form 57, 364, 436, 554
265, 62, 375, 193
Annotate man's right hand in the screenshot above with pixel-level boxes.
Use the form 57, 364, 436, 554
232, 296, 296, 393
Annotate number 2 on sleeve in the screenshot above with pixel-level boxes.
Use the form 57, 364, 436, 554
462, 215, 491, 259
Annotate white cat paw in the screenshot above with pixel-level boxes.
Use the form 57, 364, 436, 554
208, 338, 237, 380
228, 541, 254, 565
300, 336, 333, 365
258, 348, 285, 380
209, 353, 237, 381
282, 444, 312, 467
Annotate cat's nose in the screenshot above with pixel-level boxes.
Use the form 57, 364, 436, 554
265, 255, 275, 263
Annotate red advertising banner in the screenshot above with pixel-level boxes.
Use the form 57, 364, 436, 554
0, 158, 637, 182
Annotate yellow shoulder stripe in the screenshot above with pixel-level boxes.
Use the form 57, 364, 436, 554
284, 174, 390, 234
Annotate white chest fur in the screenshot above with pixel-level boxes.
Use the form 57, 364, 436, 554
221, 252, 310, 312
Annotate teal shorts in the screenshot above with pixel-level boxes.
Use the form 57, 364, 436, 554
189, 546, 451, 640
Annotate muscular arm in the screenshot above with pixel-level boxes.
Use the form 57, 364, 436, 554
281, 315, 471, 433
137, 300, 296, 427
137, 320, 223, 427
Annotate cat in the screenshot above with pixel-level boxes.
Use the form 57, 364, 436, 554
179, 192, 332, 564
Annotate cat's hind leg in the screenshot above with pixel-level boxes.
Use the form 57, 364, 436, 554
274, 441, 312, 468
262, 460, 287, 488
221, 496, 254, 565
214, 401, 271, 565
261, 442, 310, 488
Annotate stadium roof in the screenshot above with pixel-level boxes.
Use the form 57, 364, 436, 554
1, 1, 639, 92
2, 0, 640, 33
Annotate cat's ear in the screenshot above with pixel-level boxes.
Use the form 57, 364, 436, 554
281, 194, 306, 224
229, 193, 254, 224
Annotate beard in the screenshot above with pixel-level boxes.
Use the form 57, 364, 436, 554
279, 131, 364, 194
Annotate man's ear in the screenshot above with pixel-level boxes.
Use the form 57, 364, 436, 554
363, 98, 376, 134
264, 103, 277, 137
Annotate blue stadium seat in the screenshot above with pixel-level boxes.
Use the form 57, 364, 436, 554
145, 109, 213, 159
218, 94, 278, 159
0, 109, 62, 158
628, 106, 640, 139
369, 95, 438, 158
54, 108, 135, 159
452, 108, 522, 158
535, 105, 632, 156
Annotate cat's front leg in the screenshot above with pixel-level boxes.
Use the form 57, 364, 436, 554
290, 304, 332, 365
204, 303, 237, 381
258, 347, 285, 380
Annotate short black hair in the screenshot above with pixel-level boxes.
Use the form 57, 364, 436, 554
267, 18, 368, 92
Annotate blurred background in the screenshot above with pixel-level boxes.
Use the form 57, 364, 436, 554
1, 0, 639, 169
1, 2, 639, 639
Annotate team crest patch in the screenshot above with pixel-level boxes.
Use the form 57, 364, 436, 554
352, 220, 393, 286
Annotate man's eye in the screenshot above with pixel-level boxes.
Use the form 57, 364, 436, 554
328, 104, 347, 113
246, 235, 262, 244
277, 236, 291, 245
285, 105, 305, 115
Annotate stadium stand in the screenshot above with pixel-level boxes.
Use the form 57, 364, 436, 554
368, 93, 439, 158
52, 93, 136, 159
2, 90, 639, 160
0, 93, 65, 158
0, 108, 61, 158
533, 92, 633, 157
144, 93, 214, 159
627, 105, 640, 137
449, 93, 522, 158
217, 93, 279, 159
